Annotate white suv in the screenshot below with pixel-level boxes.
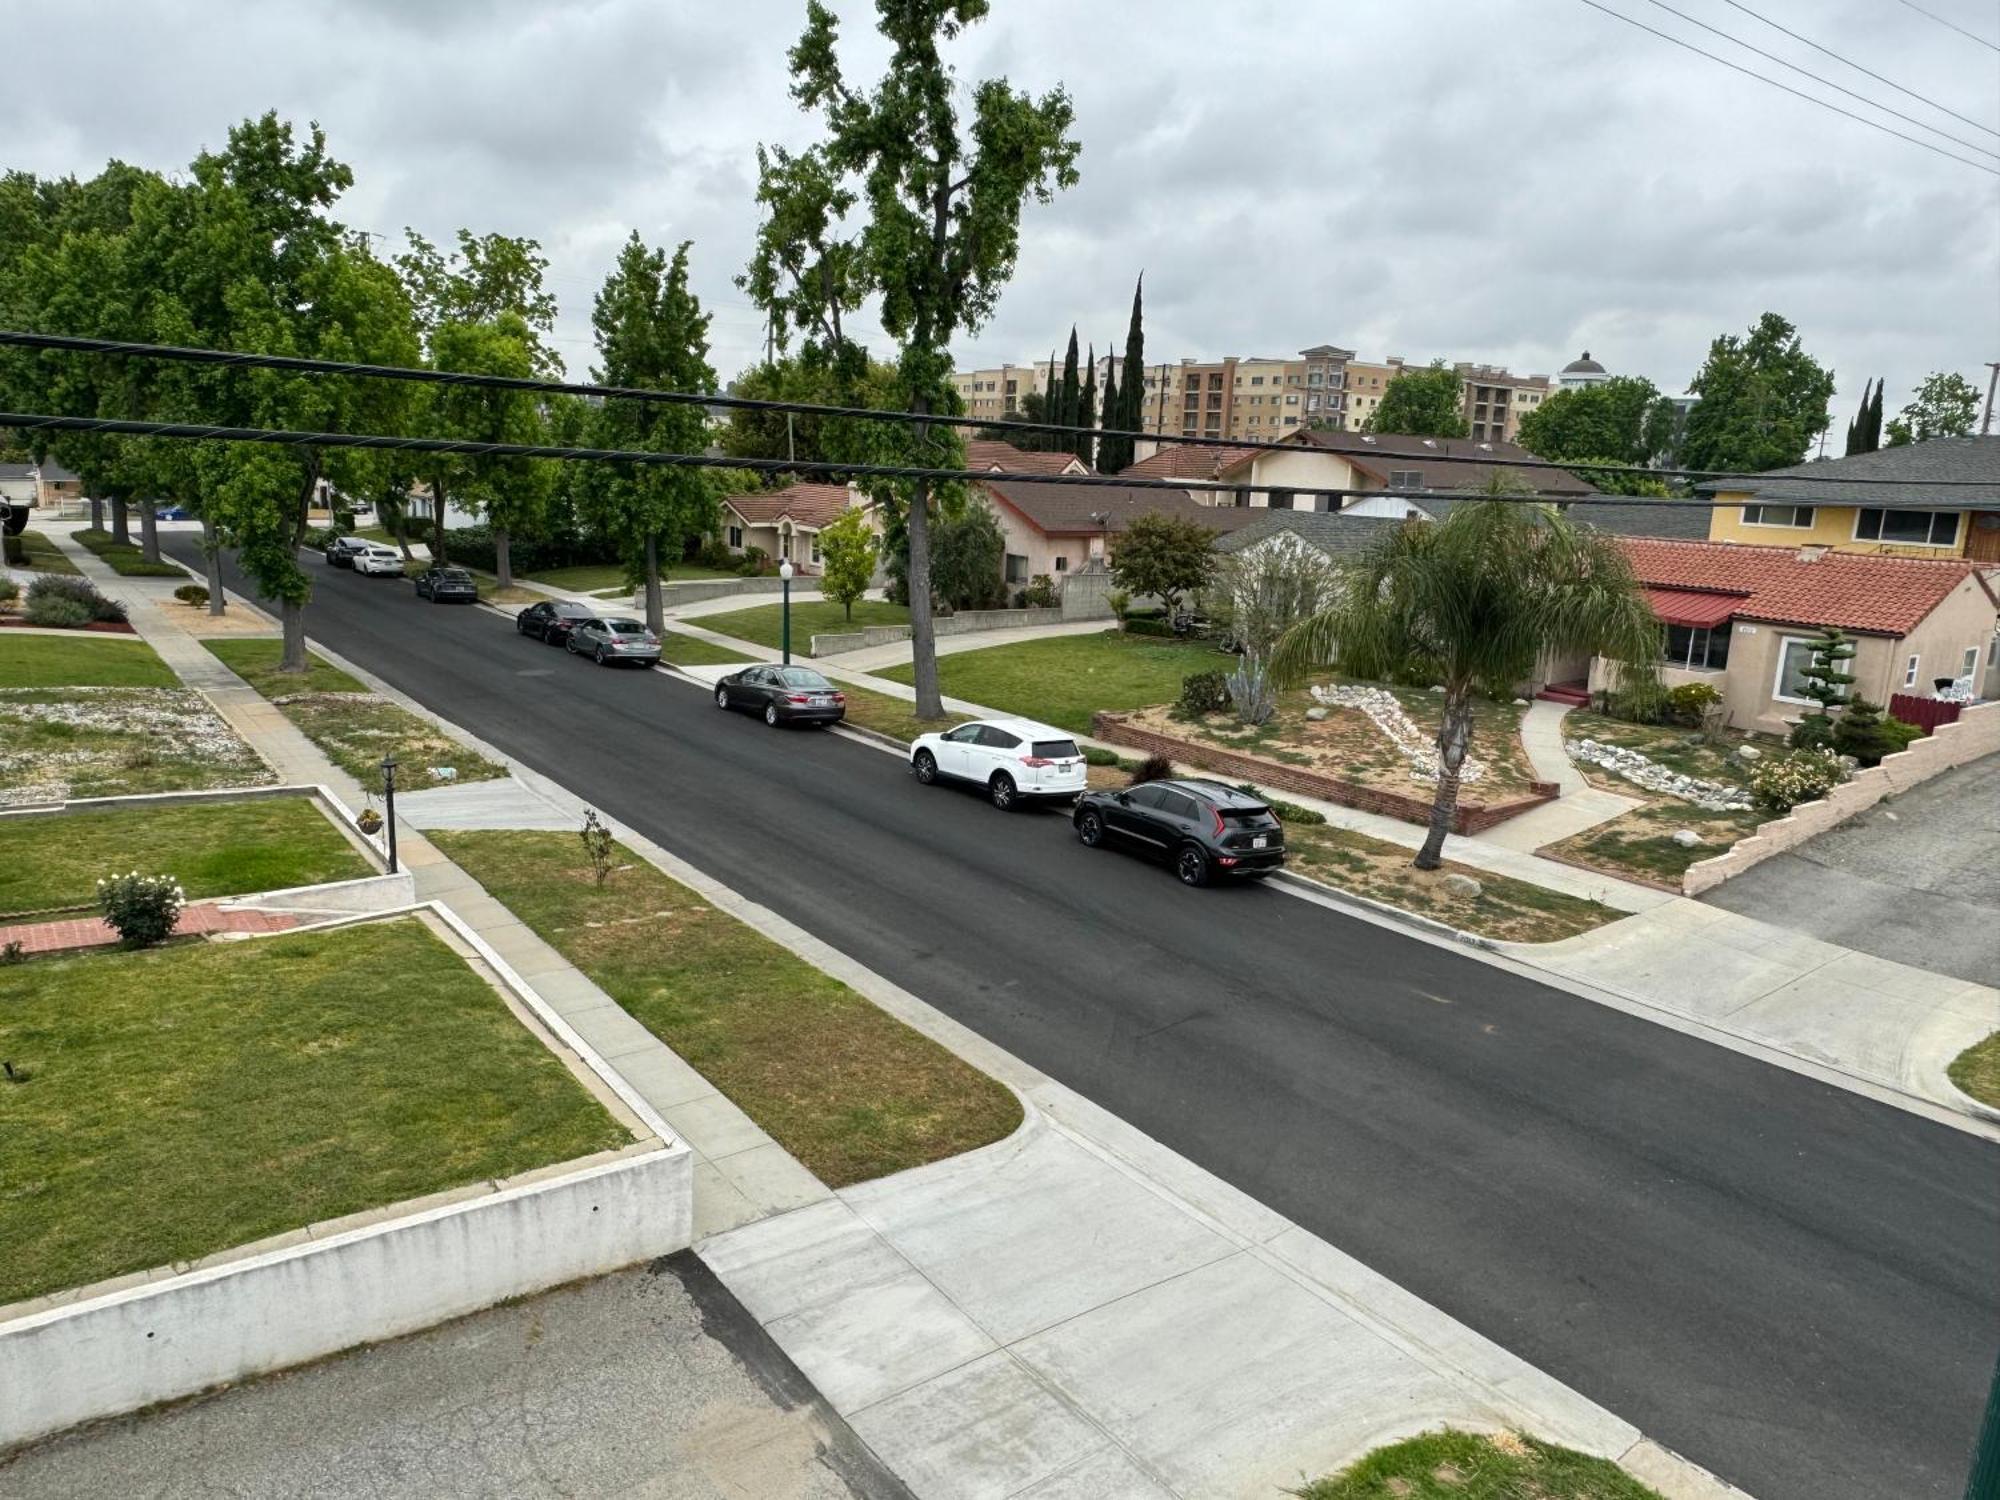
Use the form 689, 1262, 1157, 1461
910, 716, 1089, 810
352, 544, 405, 577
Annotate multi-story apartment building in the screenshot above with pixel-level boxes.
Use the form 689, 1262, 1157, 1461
1455, 363, 1553, 444
949, 363, 1052, 423
1340, 358, 1406, 431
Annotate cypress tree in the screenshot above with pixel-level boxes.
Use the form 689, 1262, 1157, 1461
1103, 274, 1145, 472
1058, 327, 1080, 437
1076, 344, 1096, 467
1845, 378, 1882, 456
1865, 379, 1884, 451
1099, 351, 1119, 472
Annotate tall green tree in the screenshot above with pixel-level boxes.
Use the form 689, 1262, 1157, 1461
744, 0, 1079, 719
1100, 273, 1145, 472
816, 504, 878, 620
1075, 343, 1096, 467
1110, 512, 1215, 617
1365, 359, 1470, 438
1516, 375, 1666, 467
718, 353, 901, 473
1678, 312, 1835, 474
1886, 370, 1981, 447
1057, 327, 1080, 434
1844, 378, 1882, 456
582, 235, 717, 633
1098, 353, 1118, 473
1272, 474, 1660, 870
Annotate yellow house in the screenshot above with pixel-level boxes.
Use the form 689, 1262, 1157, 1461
1701, 435, 2000, 563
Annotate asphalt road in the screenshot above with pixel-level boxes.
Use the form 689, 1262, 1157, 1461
174, 538, 2000, 1500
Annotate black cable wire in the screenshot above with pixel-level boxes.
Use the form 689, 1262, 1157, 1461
1895, 0, 2000, 53
5, 328, 1987, 491
1718, 0, 2000, 139
1637, 0, 2000, 158
1576, 0, 2000, 175
0, 408, 1758, 509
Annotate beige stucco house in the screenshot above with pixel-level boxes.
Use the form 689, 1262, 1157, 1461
719, 482, 880, 576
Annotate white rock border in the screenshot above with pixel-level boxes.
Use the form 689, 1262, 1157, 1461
1569, 737, 1753, 812
1310, 682, 1487, 785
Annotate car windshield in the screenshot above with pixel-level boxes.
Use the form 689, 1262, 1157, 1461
605, 619, 647, 635
779, 669, 830, 688
557, 604, 594, 617
438, 569, 472, 581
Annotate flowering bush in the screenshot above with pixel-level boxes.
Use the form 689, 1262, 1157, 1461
96, 872, 186, 948
1749, 748, 1846, 815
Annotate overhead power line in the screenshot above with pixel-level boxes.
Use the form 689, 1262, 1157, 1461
1638, 0, 2000, 159
8, 328, 1990, 492
1576, 0, 2000, 175
1895, 0, 2000, 53
0, 408, 1787, 510
1718, 0, 2000, 140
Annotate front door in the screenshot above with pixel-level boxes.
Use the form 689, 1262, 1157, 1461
1966, 512, 2000, 564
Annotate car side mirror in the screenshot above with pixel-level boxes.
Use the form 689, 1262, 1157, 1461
1114, 792, 1130, 804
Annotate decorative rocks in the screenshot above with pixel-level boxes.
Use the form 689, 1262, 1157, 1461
1735, 744, 1761, 763
1567, 737, 1754, 812
1441, 873, 1483, 898
1670, 829, 1703, 849
1309, 682, 1488, 785
1304, 707, 1329, 721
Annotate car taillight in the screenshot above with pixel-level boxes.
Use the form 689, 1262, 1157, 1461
832, 692, 846, 703
1212, 808, 1227, 837
1020, 756, 1053, 768
787, 694, 810, 704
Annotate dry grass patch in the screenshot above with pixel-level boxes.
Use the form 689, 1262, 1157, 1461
0, 687, 273, 805
429, 830, 1022, 1186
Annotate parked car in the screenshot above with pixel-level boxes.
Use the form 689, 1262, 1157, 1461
516, 599, 598, 646
154, 504, 196, 522
909, 717, 1087, 810
352, 543, 406, 576
1072, 778, 1283, 886
414, 566, 478, 603
323, 535, 369, 567
713, 664, 847, 727
567, 615, 661, 666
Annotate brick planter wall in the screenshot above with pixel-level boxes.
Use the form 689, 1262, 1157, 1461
1092, 713, 1559, 834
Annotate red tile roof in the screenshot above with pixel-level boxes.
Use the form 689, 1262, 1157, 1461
1120, 444, 1260, 482
964, 438, 1086, 475
723, 482, 855, 529
1618, 538, 1983, 636
1642, 586, 1745, 629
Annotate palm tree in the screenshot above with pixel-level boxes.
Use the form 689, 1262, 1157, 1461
1272, 477, 1661, 869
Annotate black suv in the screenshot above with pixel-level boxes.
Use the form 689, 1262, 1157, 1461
1072, 778, 1284, 886
516, 599, 599, 646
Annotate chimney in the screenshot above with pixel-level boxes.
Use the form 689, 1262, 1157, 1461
1796, 544, 1829, 563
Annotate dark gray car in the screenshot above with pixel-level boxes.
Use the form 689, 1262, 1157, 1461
413, 566, 478, 603
1073, 778, 1283, 886
714, 665, 847, 727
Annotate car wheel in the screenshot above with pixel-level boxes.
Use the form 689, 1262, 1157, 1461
763, 703, 780, 727
1077, 809, 1105, 847
913, 750, 938, 784
715, 685, 730, 710
989, 773, 1017, 811
1175, 844, 1211, 888
594, 645, 608, 665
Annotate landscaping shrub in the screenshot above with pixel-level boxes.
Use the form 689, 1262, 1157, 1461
96, 872, 186, 949
1831, 696, 1925, 767
736, 545, 771, 578
1600, 678, 1669, 724
0, 576, 17, 605
1750, 748, 1846, 814
1226, 653, 1275, 725
1022, 574, 1058, 609
1, 534, 21, 566
1174, 669, 1230, 718
1106, 588, 1130, 621
1232, 783, 1326, 825
302, 522, 349, 550
1123, 616, 1174, 638
24, 593, 92, 629
1788, 713, 1836, 752
1082, 746, 1124, 767
28, 574, 125, 623
172, 583, 210, 608
695, 537, 735, 571
1127, 754, 1174, 785
1666, 682, 1723, 726
435, 521, 618, 577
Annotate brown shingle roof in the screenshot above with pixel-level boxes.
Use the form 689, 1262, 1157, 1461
1616, 538, 1983, 637
1278, 428, 1599, 496
723, 482, 854, 529
979, 478, 1266, 537
965, 438, 1086, 475
1120, 445, 1260, 482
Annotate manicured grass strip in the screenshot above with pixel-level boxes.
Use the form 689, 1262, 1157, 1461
430, 830, 1022, 1187
1283, 823, 1619, 943
7, 530, 80, 574
0, 633, 177, 689
1299, 1428, 1663, 1498
1948, 1032, 2000, 1109
879, 630, 1218, 734
201, 638, 505, 786
526, 563, 737, 593
835, 682, 970, 743
660, 630, 756, 667
698, 599, 909, 651
72, 527, 189, 577
0, 916, 628, 1306
0, 798, 372, 918
200, 636, 364, 694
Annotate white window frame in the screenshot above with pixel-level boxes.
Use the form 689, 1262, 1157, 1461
1960, 645, 1979, 679
809, 532, 822, 565
1853, 507, 1960, 548
727, 524, 744, 549
1773, 634, 1839, 706
1739, 504, 1815, 529
1903, 654, 1920, 688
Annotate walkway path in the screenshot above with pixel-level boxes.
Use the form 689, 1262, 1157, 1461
0, 901, 299, 956
817, 617, 1111, 672
1477, 699, 1642, 853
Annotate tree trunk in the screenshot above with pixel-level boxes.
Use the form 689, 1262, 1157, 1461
430, 479, 448, 563
88, 493, 103, 531
642, 533, 664, 634
139, 501, 160, 564
391, 506, 413, 562
278, 457, 321, 675
110, 494, 129, 545
1414, 686, 1474, 869
494, 527, 512, 589
200, 512, 225, 616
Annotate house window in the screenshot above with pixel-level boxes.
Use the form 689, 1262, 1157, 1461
1964, 646, 1981, 680
1251, 375, 1265, 386
1286, 394, 1299, 405
727, 525, 743, 549
1775, 635, 1842, 705
1389, 470, 1422, 489
1902, 654, 1919, 688
810, 534, 822, 565
1855, 508, 1960, 547
1004, 553, 1028, 583
1740, 504, 1814, 528
1663, 624, 1730, 671
1054, 555, 1068, 572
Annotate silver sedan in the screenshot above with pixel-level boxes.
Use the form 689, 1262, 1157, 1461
567, 616, 662, 667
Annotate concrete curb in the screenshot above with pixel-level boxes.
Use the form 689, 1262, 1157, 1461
1267, 867, 1500, 950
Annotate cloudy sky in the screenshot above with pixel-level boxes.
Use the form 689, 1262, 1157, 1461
8, 0, 1997, 428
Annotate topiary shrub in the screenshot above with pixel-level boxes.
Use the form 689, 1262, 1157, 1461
25, 593, 91, 629
1788, 713, 1836, 752
1830, 697, 1927, 767
1750, 748, 1846, 814
1174, 669, 1230, 718
97, 872, 186, 949
172, 583, 210, 608
1127, 754, 1174, 785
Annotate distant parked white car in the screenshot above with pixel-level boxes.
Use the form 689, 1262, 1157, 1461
909, 716, 1088, 811
352, 544, 405, 577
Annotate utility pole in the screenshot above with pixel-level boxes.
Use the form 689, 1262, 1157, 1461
1981, 362, 1999, 436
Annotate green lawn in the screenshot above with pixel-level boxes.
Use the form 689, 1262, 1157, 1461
7, 530, 81, 575
201, 638, 504, 787
0, 916, 629, 1306
1299, 1429, 1663, 1499
0, 633, 178, 689
0, 798, 372, 918
72, 527, 189, 577
880, 630, 1218, 733
699, 599, 909, 651
836, 683, 970, 743
1948, 1032, 2000, 1109
660, 630, 756, 667
431, 830, 1022, 1187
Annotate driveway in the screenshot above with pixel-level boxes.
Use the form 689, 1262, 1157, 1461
1704, 752, 2000, 988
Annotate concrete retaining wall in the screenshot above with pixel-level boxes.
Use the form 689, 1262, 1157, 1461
0, 1146, 692, 1452
657, 577, 790, 607
1092, 713, 1560, 834
811, 606, 1066, 657
1682, 700, 2000, 895
222, 870, 416, 915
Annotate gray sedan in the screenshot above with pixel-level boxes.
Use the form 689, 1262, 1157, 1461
567, 615, 662, 667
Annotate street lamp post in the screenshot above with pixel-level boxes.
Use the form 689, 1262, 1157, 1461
779, 558, 795, 665
380, 754, 399, 875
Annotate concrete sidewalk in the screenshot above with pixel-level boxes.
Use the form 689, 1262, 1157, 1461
818, 618, 1113, 672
